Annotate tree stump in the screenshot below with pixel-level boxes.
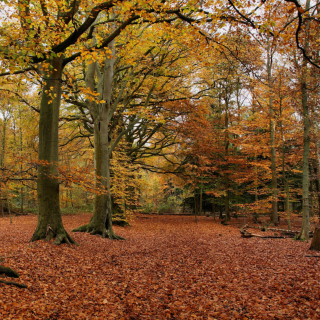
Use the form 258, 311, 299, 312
310, 228, 320, 251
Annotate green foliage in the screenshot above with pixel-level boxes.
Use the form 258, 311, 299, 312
140, 195, 181, 214
140, 203, 155, 214
61, 203, 93, 216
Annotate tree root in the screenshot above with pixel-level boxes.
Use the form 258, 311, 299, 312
52, 232, 78, 245
107, 230, 125, 240
0, 266, 19, 278
30, 227, 78, 245
0, 279, 27, 288
0, 266, 27, 288
73, 224, 124, 240
72, 224, 90, 233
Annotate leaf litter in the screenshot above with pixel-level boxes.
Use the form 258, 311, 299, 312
0, 213, 319, 319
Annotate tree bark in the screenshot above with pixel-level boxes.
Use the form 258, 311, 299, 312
73, 41, 122, 239
224, 93, 230, 223
297, 0, 311, 240
279, 79, 292, 230
314, 124, 320, 218
310, 228, 320, 251
267, 41, 278, 225
313, 166, 320, 218
298, 79, 310, 240
199, 183, 203, 215
31, 56, 75, 245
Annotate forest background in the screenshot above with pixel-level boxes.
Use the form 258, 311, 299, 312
0, 0, 320, 243
1, 1, 320, 318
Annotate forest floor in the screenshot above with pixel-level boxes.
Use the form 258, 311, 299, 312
0, 213, 320, 320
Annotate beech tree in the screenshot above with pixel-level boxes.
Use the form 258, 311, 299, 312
67, 22, 209, 236
1, 0, 319, 246
0, 0, 222, 243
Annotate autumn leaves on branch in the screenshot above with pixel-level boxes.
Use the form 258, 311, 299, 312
0, 0, 320, 246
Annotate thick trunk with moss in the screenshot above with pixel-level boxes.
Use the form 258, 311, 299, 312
73, 41, 122, 239
73, 122, 122, 239
31, 56, 75, 245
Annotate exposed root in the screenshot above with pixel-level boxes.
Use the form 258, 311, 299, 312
30, 227, 78, 245
0, 279, 27, 288
107, 230, 125, 240
73, 223, 124, 240
72, 224, 90, 233
0, 266, 19, 278
296, 230, 309, 241
0, 266, 27, 288
53, 232, 78, 245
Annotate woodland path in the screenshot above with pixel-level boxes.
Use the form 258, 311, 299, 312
0, 213, 319, 319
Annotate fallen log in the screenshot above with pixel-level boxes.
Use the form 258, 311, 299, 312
241, 232, 285, 239
241, 231, 254, 238
243, 225, 313, 238
268, 227, 298, 233
240, 226, 285, 239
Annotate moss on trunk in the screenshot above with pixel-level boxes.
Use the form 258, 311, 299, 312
30, 56, 75, 245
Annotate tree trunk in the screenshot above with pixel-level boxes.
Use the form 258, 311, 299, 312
298, 0, 311, 240
313, 166, 320, 218
298, 79, 310, 240
224, 94, 230, 223
19, 107, 24, 214
73, 41, 122, 239
0, 116, 8, 216
194, 192, 198, 222
314, 127, 320, 218
310, 228, 320, 251
1, 116, 5, 168
279, 82, 291, 230
31, 56, 75, 245
225, 177, 230, 223
199, 184, 203, 215
267, 41, 278, 225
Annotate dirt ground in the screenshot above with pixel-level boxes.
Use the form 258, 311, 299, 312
0, 213, 319, 319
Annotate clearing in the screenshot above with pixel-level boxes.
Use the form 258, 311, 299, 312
0, 214, 319, 319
